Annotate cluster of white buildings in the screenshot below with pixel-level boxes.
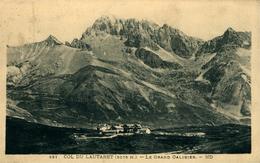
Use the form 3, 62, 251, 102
97, 123, 151, 135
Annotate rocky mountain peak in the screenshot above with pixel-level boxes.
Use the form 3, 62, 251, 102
197, 27, 251, 54
94, 15, 118, 23
44, 35, 63, 46
222, 27, 251, 49
223, 27, 239, 39
225, 27, 236, 33
81, 16, 204, 58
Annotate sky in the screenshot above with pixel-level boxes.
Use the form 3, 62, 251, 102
0, 0, 258, 46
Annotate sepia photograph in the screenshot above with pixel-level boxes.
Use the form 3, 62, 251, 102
1, 0, 260, 162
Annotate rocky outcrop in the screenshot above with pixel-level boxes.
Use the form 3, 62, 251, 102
70, 38, 92, 50
155, 24, 204, 58
135, 47, 182, 69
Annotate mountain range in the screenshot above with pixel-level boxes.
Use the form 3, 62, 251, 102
7, 16, 251, 128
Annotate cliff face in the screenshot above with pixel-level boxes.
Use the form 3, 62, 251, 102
6, 16, 251, 128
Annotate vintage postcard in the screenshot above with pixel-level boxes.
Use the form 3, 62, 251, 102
0, 0, 260, 163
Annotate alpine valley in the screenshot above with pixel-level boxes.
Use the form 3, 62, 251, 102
6, 16, 251, 154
